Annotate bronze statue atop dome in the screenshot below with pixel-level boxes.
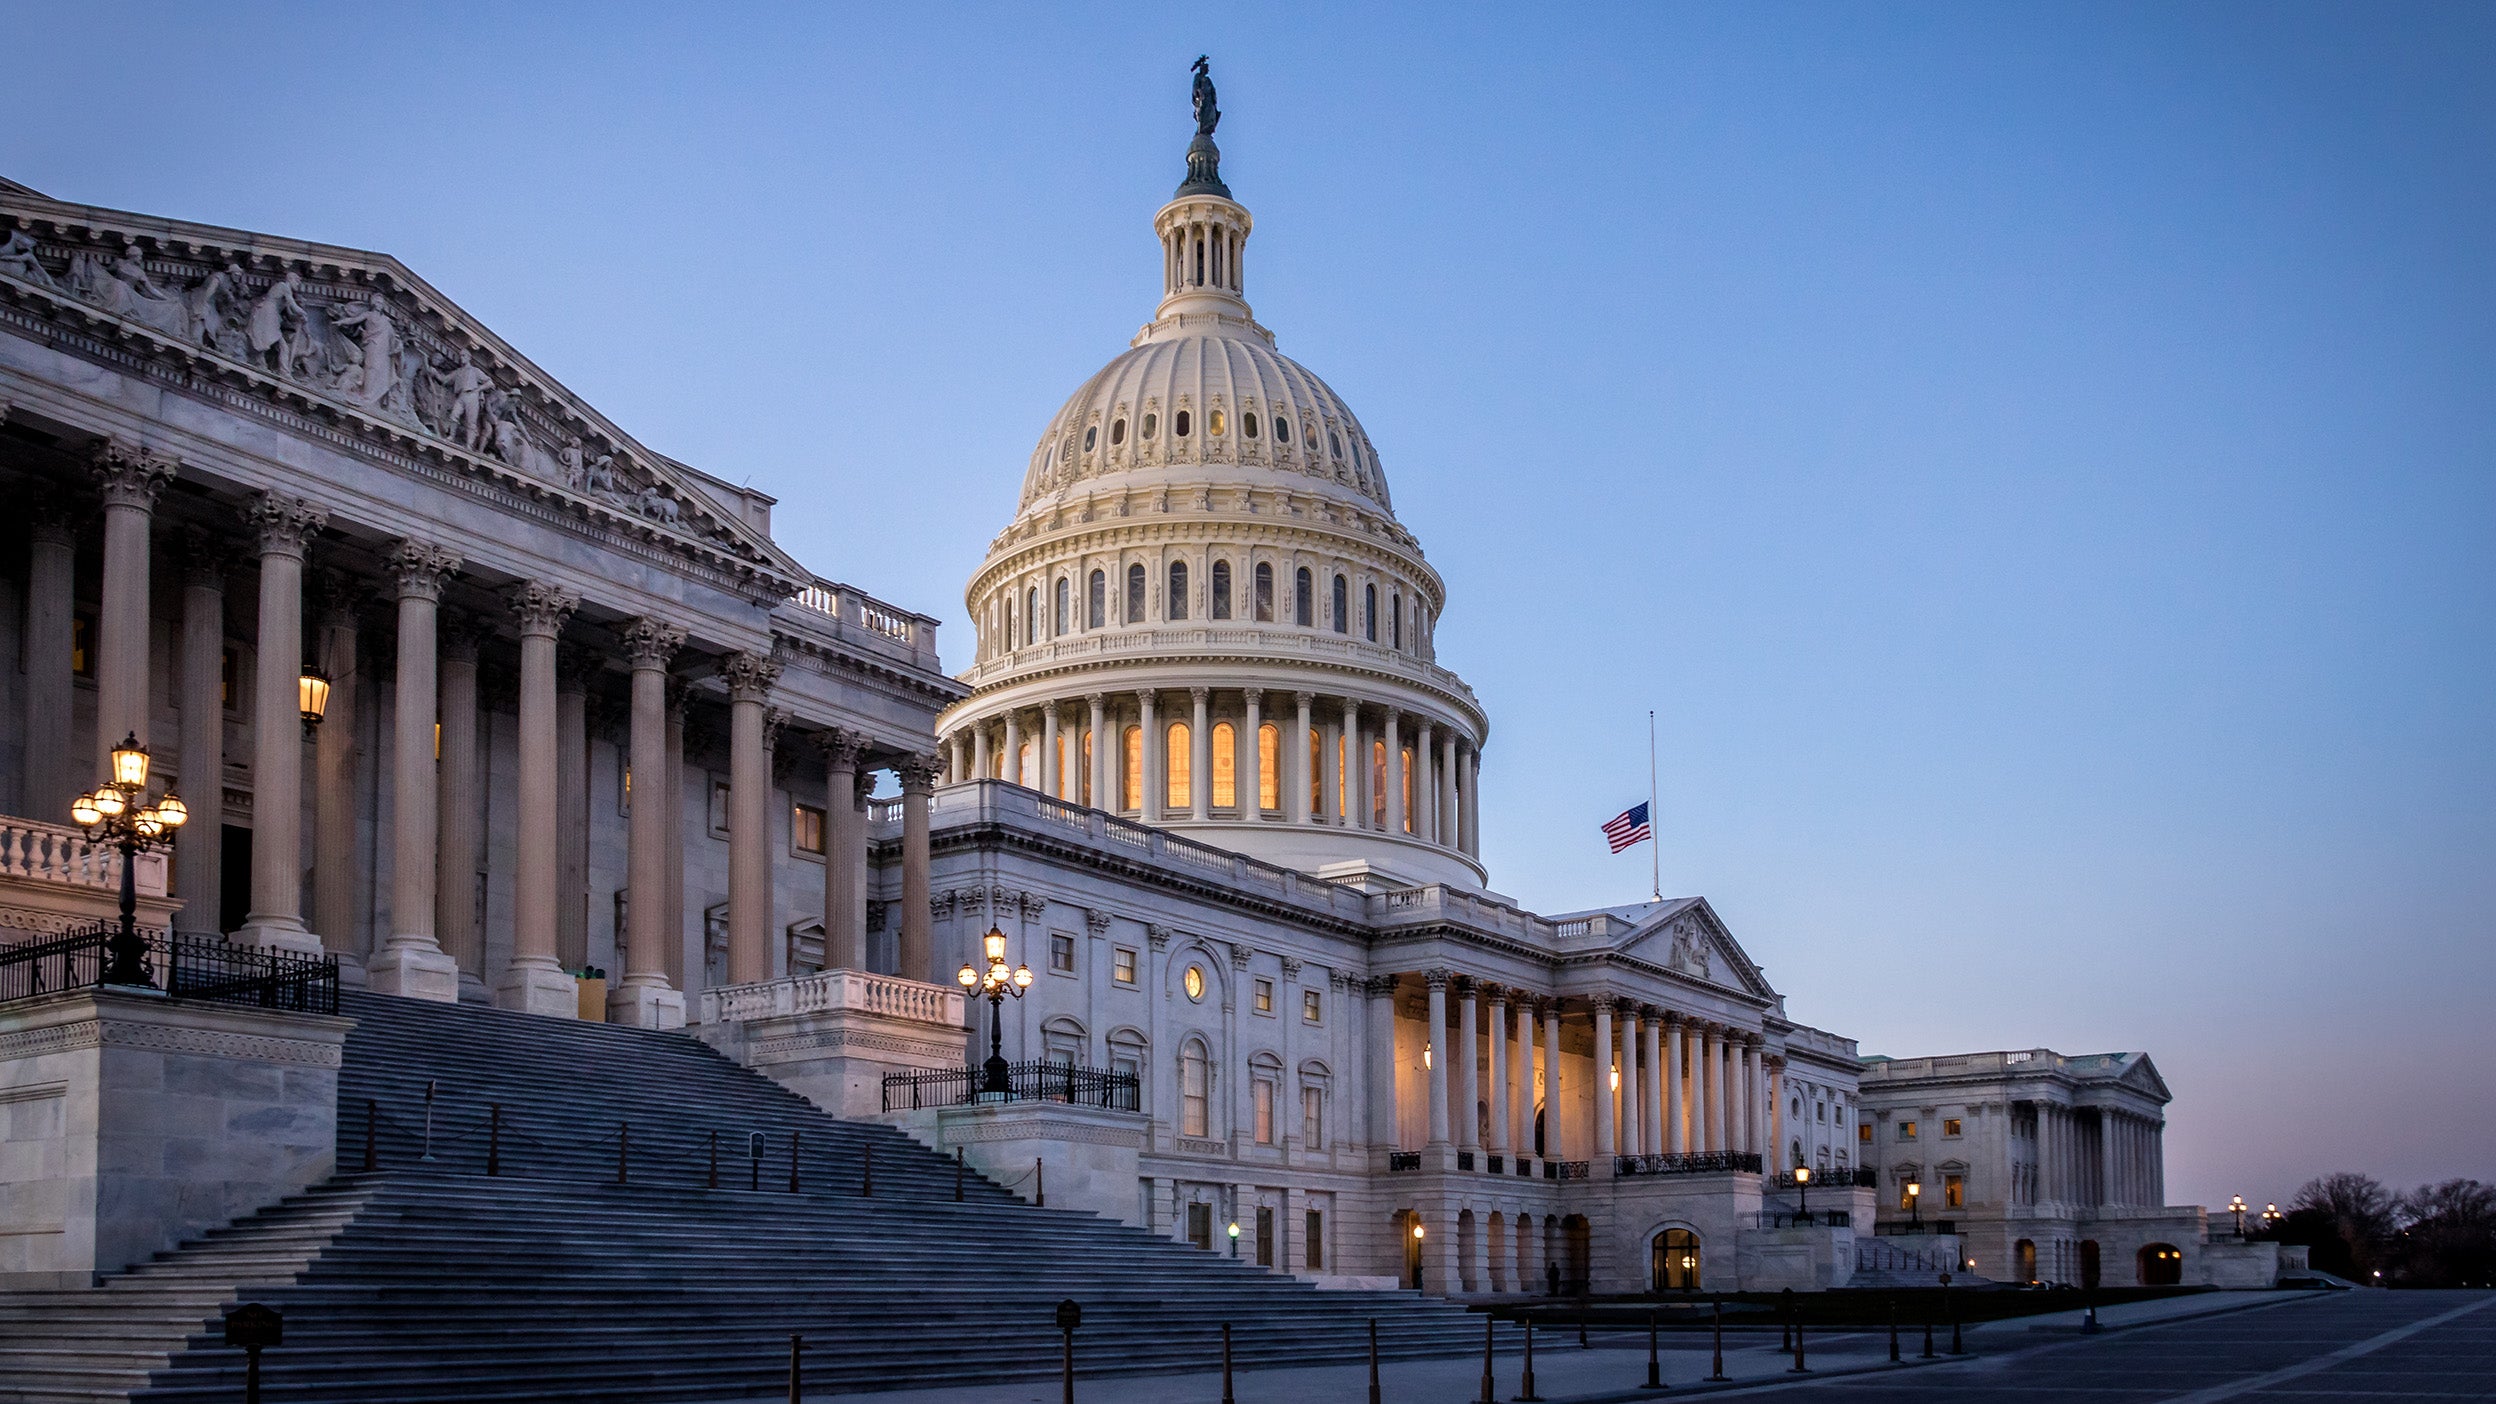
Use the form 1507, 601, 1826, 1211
1177, 56, 1232, 199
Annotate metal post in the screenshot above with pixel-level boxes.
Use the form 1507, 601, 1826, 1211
1518, 1317, 1542, 1401
1220, 1322, 1235, 1404
862, 1141, 873, 1198
790, 1131, 801, 1193
487, 1104, 502, 1177
1479, 1314, 1495, 1404
362, 1099, 376, 1171
1888, 1300, 1901, 1362
751, 1131, 763, 1191
1708, 1297, 1728, 1382
955, 1146, 965, 1202
1646, 1308, 1661, 1390
1789, 1300, 1808, 1373
787, 1332, 802, 1404
1922, 1312, 1935, 1359
1948, 1292, 1964, 1356
707, 1129, 718, 1189
420, 1079, 437, 1162
242, 1345, 262, 1404
1061, 1321, 1075, 1404
1578, 1306, 1588, 1350
1368, 1317, 1382, 1404
1037, 1157, 1046, 1208
617, 1121, 630, 1186
1781, 1289, 1793, 1351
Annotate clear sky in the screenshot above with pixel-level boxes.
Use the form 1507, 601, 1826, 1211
7, 2, 2488, 1212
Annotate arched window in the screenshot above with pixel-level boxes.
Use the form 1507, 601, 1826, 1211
1025, 587, 1039, 646
1004, 598, 1015, 651
1120, 725, 1142, 811
1363, 583, 1378, 642
1331, 575, 1348, 633
1275, 415, 1292, 444
1165, 721, 1191, 809
1209, 560, 1232, 620
1390, 591, 1402, 650
1242, 411, 1259, 439
1257, 722, 1280, 811
1329, 430, 1343, 458
1253, 563, 1275, 621
1174, 409, 1192, 438
1655, 1229, 1701, 1291
1371, 739, 1387, 827
1042, 1016, 1088, 1067
1401, 746, 1414, 833
1109, 418, 1127, 446
1082, 425, 1097, 452
1054, 577, 1070, 636
1142, 412, 1158, 440
1308, 729, 1323, 815
1181, 1039, 1211, 1137
1088, 569, 1106, 629
1017, 740, 1036, 789
1079, 729, 1093, 806
1167, 561, 1189, 621
1126, 564, 1146, 624
1211, 721, 1236, 808
1209, 409, 1226, 437
1294, 567, 1313, 626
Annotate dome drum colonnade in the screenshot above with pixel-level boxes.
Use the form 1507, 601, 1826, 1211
940, 135, 1487, 889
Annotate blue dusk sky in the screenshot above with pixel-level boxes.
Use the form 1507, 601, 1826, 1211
5, 3, 2488, 1211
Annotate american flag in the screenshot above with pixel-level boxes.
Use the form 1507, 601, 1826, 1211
1602, 801, 1652, 854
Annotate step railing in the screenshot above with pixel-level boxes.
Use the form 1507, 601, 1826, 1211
1, 926, 337, 1013
881, 1059, 1141, 1112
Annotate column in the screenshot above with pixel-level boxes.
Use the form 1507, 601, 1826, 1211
1643, 1014, 1666, 1156
1454, 976, 1480, 1150
1364, 976, 1399, 1153
1040, 701, 1060, 797
1591, 995, 1617, 1160
898, 754, 939, 982
820, 729, 867, 970
1239, 688, 1261, 815
1767, 1057, 1785, 1170
1617, 1006, 1642, 1161
1512, 996, 1535, 1158
23, 491, 79, 822
1413, 720, 1435, 843
497, 581, 578, 1015
662, 681, 689, 992
971, 719, 991, 781
1188, 687, 1210, 820
1460, 744, 1481, 859
601, 617, 688, 1024
1383, 710, 1405, 836
174, 535, 228, 936
1697, 1025, 1720, 1153
236, 492, 327, 954
1136, 690, 1159, 815
436, 620, 483, 999
1540, 1001, 1563, 1162
1485, 988, 1509, 1158
1663, 1015, 1685, 1154
1738, 1036, 1758, 1159
1424, 970, 1451, 1148
309, 584, 359, 963
999, 707, 1021, 787
1341, 698, 1364, 829
1291, 692, 1314, 824
369, 540, 463, 1001
87, 441, 174, 779
554, 647, 594, 972
1317, 711, 1340, 825
1440, 732, 1461, 854
1087, 693, 1110, 809
720, 652, 779, 985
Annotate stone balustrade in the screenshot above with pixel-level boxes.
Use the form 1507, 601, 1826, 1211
0, 817, 167, 898
699, 967, 964, 1028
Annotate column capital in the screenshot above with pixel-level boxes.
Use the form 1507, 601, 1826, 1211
28, 484, 82, 545
1146, 923, 1174, 950
1423, 968, 1450, 992
1085, 691, 1107, 709
821, 726, 869, 771
719, 649, 781, 702
1084, 907, 1114, 936
386, 539, 462, 602
1588, 992, 1618, 1015
1508, 992, 1537, 1016
507, 580, 578, 639
1279, 955, 1302, 979
1227, 940, 1251, 969
1189, 685, 1209, 704
87, 439, 177, 510
1294, 690, 1315, 708
1135, 687, 1157, 708
897, 753, 943, 794
245, 490, 328, 560
1414, 716, 1435, 736
178, 527, 240, 588
1241, 686, 1263, 705
1451, 973, 1476, 996
1362, 974, 1398, 998
761, 705, 790, 755
620, 615, 687, 670
1661, 1009, 1683, 1029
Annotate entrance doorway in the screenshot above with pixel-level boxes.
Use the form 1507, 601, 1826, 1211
218, 826, 251, 934
1394, 1210, 1425, 1290
2016, 1238, 2037, 1284
1186, 1202, 1212, 1250
2138, 1243, 2183, 1285
1651, 1228, 1701, 1291
2081, 1239, 2102, 1289
1561, 1215, 1592, 1294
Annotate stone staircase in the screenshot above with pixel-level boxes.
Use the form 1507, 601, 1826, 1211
0, 992, 1480, 1402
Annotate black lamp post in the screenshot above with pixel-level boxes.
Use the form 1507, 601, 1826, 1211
1794, 1164, 1813, 1223
2228, 1194, 2247, 1238
956, 924, 1033, 1098
1906, 1180, 1923, 1230
70, 733, 189, 987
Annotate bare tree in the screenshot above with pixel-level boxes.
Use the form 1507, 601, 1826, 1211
2289, 1172, 2396, 1277
2390, 1179, 2496, 1287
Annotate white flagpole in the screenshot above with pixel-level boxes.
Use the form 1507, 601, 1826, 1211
1647, 709, 1661, 901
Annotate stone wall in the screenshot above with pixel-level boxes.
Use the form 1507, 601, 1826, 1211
0, 989, 349, 1288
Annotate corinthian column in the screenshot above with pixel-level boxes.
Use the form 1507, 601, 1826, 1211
87, 441, 174, 781
236, 492, 327, 955
1188, 687, 1210, 819
611, 617, 687, 1027
436, 620, 483, 999
1540, 1001, 1564, 1162
821, 728, 868, 970
1087, 693, 1110, 808
898, 754, 941, 982
1383, 709, 1405, 835
174, 534, 229, 936
1291, 692, 1314, 824
309, 581, 360, 969
1239, 688, 1261, 815
1485, 987, 1509, 1156
369, 540, 463, 1001
1618, 1005, 1642, 1160
720, 651, 780, 985
23, 491, 80, 822
1413, 719, 1435, 842
1698, 1024, 1721, 1153
1454, 975, 1480, 1150
1663, 1014, 1686, 1154
1591, 995, 1617, 1160
1424, 970, 1452, 1149
497, 581, 578, 1016
1643, 1012, 1666, 1155
1040, 701, 1060, 798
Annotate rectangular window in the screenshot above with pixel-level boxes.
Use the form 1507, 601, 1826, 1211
1816, 1102, 1827, 1123
1253, 978, 1273, 1014
708, 778, 731, 838
1898, 1121, 1918, 1141
1302, 1084, 1324, 1148
1302, 988, 1322, 1023
1113, 947, 1137, 984
1255, 1206, 1275, 1267
1182, 1057, 1209, 1137
792, 802, 826, 856
1253, 1080, 1275, 1144
1049, 933, 1075, 973
1126, 564, 1146, 624
1122, 725, 1143, 810
1944, 1173, 1965, 1209
1305, 1209, 1324, 1269
1187, 1202, 1212, 1250
1255, 563, 1275, 621
1943, 1117, 1963, 1138
1858, 1123, 1873, 1143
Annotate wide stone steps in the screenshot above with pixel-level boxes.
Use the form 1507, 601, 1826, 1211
0, 993, 1481, 1402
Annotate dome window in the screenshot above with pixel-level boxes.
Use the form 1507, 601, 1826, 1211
1294, 568, 1313, 627
1083, 425, 1097, 452
1142, 412, 1158, 440
1242, 412, 1259, 440
1209, 409, 1227, 437
1174, 410, 1192, 438
1110, 418, 1127, 446
1254, 562, 1275, 622
1167, 561, 1189, 621
1274, 416, 1291, 444
1088, 569, 1106, 628
1210, 560, 1232, 620
1126, 564, 1147, 623
1329, 431, 1343, 458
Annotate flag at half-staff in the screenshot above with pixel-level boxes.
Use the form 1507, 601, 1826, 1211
1601, 801, 1651, 854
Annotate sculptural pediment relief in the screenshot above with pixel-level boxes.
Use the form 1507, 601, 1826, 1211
0, 199, 802, 583
1614, 897, 1776, 1001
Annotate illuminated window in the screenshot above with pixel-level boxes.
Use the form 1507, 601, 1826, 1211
1167, 561, 1188, 621
1079, 730, 1093, 805
793, 803, 825, 855
1400, 746, 1414, 832
1899, 1121, 1918, 1141
1303, 988, 1322, 1022
1181, 1039, 1210, 1135
1210, 560, 1232, 620
1184, 965, 1206, 1001
1309, 729, 1324, 814
1254, 563, 1275, 621
1121, 725, 1142, 810
1371, 739, 1387, 827
1252, 1079, 1274, 1144
1088, 570, 1106, 628
1165, 721, 1191, 809
1302, 1086, 1324, 1149
1017, 740, 1035, 789
1944, 1174, 1965, 1209
1253, 977, 1273, 1014
1210, 720, 1236, 808
1113, 947, 1137, 984
1257, 722, 1280, 811
1859, 1123, 1873, 1143
1126, 564, 1145, 623
71, 615, 93, 677
1943, 1118, 1963, 1138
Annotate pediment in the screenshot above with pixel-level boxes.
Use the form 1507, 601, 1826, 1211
0, 183, 807, 590
1614, 897, 1776, 1001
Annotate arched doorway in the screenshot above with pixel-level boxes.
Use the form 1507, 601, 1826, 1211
1651, 1228, 1701, 1291
2015, 1238, 2037, 1284
2081, 1239, 2102, 1289
1534, 1103, 1547, 1158
2138, 1243, 2183, 1286
1392, 1210, 1425, 1291
1561, 1215, 1592, 1294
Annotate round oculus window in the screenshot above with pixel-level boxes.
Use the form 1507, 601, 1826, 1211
1184, 965, 1206, 1001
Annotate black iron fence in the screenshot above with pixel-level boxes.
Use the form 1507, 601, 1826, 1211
881, 1060, 1140, 1113
1387, 1151, 1423, 1172
0, 927, 337, 1014
1615, 1150, 1764, 1177
1769, 1167, 1880, 1190
1754, 1208, 1854, 1228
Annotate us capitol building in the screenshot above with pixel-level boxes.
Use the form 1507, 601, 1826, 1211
0, 70, 2247, 1314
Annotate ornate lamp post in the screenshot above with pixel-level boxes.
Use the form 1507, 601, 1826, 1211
2228, 1194, 2247, 1238
70, 732, 189, 987
1794, 1164, 1813, 1222
2262, 1202, 2282, 1232
1906, 1180, 1923, 1230
956, 924, 1033, 1099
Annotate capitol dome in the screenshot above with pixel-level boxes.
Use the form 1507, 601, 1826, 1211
938, 94, 1488, 891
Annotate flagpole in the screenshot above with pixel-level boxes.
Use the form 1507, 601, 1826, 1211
1647, 709, 1661, 901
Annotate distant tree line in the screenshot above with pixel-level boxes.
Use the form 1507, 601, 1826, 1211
2258, 1173, 2494, 1287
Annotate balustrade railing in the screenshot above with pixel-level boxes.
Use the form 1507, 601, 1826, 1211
1771, 1167, 1879, 1190
1615, 1151, 1763, 1177
1754, 1208, 1853, 1228
0, 816, 166, 895
701, 968, 963, 1027
880, 1060, 1140, 1113
0, 926, 337, 1014
1547, 1160, 1591, 1180
1387, 1151, 1423, 1172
